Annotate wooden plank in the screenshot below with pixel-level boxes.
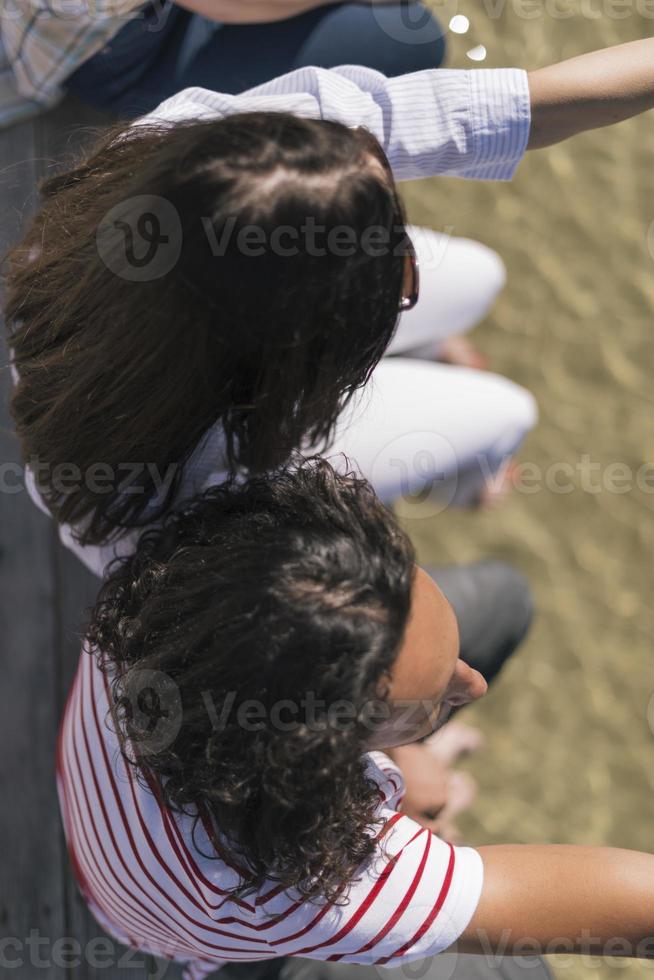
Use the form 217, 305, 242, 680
31, 95, 163, 980
54, 545, 166, 980
0, 117, 66, 980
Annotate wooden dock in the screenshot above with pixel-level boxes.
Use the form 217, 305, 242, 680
0, 94, 178, 980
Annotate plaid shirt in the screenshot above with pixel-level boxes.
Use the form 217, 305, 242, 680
0, 0, 147, 127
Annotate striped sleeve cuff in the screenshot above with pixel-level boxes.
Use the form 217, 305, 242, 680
433, 844, 485, 952
391, 842, 485, 961
462, 67, 531, 181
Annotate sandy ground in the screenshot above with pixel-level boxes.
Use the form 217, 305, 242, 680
400, 6, 654, 979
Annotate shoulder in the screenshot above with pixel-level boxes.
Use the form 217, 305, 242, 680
365, 750, 406, 811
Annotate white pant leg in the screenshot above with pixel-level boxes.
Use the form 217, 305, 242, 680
38, 229, 509, 577
386, 227, 507, 357
327, 358, 537, 508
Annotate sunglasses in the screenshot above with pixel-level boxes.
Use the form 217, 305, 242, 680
399, 235, 420, 313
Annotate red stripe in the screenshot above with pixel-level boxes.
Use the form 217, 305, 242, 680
198, 804, 255, 880
98, 657, 256, 914
375, 842, 456, 964
73, 660, 214, 951
62, 675, 155, 940
378, 769, 402, 796
137, 748, 252, 911
64, 766, 181, 951
255, 882, 287, 907
57, 659, 93, 900
84, 656, 272, 955
193, 807, 309, 929
63, 674, 187, 951
253, 814, 402, 910
254, 810, 398, 917
113, 725, 263, 937
328, 828, 431, 961
287, 830, 409, 955
377, 812, 404, 839
267, 812, 405, 949
72, 668, 266, 955
216, 895, 304, 933
69, 668, 196, 949
62, 651, 443, 969
141, 765, 253, 916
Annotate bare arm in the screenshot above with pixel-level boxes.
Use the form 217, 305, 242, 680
528, 38, 654, 149
458, 845, 654, 958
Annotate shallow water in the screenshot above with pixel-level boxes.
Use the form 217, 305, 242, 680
402, 8, 654, 978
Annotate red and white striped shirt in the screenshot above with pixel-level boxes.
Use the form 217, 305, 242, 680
57, 650, 484, 980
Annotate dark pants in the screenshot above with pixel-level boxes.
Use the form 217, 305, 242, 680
429, 561, 534, 687
66, 1, 447, 118
280, 953, 552, 980
219, 948, 552, 980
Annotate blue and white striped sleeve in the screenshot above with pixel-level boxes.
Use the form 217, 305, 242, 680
141, 64, 531, 183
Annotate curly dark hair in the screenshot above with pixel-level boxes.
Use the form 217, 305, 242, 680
6, 111, 408, 546
88, 458, 415, 903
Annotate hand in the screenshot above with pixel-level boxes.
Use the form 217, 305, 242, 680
388, 737, 479, 840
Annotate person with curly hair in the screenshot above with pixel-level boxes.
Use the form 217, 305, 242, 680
57, 460, 654, 980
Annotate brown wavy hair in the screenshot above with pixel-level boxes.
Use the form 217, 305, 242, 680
6, 112, 408, 546
88, 459, 415, 902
